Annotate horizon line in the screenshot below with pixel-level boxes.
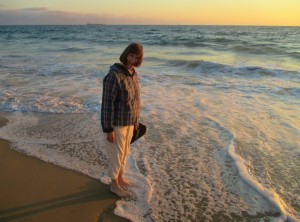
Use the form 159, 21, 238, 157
1, 24, 299, 27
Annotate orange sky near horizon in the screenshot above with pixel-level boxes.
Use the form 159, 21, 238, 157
0, 0, 299, 26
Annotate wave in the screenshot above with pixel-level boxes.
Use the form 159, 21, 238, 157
229, 44, 284, 55
146, 56, 300, 80
59, 47, 91, 53
228, 138, 299, 222
165, 58, 300, 78
2, 25, 299, 62
145, 39, 209, 48
274, 87, 300, 97
288, 52, 300, 59
209, 120, 298, 222
49, 36, 85, 42
0, 94, 100, 114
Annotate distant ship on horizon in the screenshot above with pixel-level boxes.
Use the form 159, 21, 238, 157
86, 23, 106, 26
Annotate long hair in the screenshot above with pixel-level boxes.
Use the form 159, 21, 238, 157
119, 43, 143, 67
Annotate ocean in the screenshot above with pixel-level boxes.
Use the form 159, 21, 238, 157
0, 25, 299, 222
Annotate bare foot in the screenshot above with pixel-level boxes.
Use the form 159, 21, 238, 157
110, 183, 130, 198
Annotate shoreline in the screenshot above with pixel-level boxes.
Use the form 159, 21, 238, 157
0, 113, 129, 222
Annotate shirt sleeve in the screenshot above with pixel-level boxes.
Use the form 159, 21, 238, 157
134, 74, 141, 125
101, 72, 117, 133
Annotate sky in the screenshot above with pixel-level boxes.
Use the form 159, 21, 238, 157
0, 0, 300, 26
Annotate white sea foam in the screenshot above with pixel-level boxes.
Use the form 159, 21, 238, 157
1, 77, 299, 221
227, 135, 299, 222
0, 112, 108, 178
114, 155, 153, 222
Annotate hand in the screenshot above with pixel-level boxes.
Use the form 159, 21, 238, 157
135, 123, 139, 130
107, 132, 115, 144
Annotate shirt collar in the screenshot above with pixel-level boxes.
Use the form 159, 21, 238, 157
114, 63, 136, 76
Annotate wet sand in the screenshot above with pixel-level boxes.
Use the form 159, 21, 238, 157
0, 114, 130, 222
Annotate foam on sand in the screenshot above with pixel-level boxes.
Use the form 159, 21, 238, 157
228, 138, 298, 222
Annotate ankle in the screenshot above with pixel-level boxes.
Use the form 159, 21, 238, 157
111, 179, 119, 187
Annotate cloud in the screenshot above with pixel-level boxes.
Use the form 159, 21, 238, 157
20, 7, 49, 12
0, 8, 168, 25
0, 8, 106, 25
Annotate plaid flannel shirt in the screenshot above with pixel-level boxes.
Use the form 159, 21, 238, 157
101, 63, 141, 133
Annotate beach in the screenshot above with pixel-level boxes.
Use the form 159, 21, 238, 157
0, 25, 299, 221
0, 114, 129, 222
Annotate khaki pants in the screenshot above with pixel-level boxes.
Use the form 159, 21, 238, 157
105, 125, 134, 180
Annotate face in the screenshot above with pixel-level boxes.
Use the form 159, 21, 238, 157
126, 53, 141, 67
